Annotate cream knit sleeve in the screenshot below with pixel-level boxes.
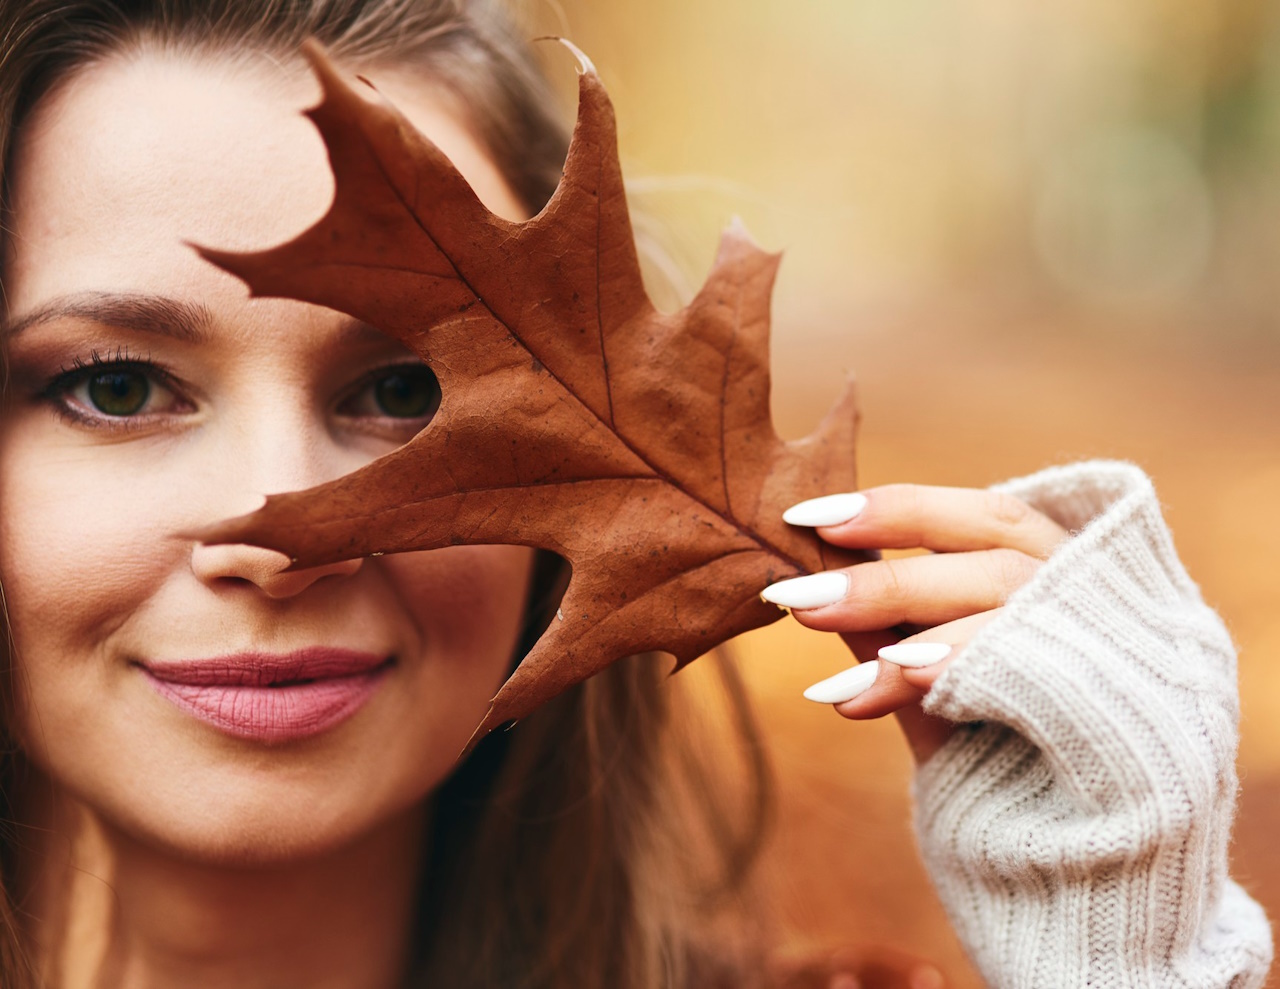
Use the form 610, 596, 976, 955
912, 461, 1273, 988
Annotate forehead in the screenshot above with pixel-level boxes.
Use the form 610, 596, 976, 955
2, 48, 522, 313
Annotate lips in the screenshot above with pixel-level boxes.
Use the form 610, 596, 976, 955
140, 647, 392, 744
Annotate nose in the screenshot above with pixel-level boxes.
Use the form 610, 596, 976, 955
190, 542, 363, 598
187, 399, 368, 598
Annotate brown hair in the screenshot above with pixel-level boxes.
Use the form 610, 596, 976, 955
0, 2, 773, 987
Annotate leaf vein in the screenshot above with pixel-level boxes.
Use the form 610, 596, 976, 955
354, 117, 812, 575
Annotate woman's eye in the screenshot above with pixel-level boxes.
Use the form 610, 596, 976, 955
373, 367, 439, 418
46, 358, 188, 425
341, 364, 442, 423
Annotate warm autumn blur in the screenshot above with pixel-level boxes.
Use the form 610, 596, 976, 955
527, 0, 1280, 984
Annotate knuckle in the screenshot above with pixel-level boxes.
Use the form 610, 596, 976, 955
984, 490, 1035, 531
851, 558, 911, 611
984, 548, 1040, 595
881, 560, 912, 605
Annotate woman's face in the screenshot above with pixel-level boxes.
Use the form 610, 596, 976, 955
0, 50, 533, 862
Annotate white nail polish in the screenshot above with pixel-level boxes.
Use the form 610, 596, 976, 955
782, 492, 868, 527
760, 571, 849, 610
877, 642, 953, 668
803, 660, 880, 704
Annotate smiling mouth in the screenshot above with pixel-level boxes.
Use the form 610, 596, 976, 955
139, 648, 394, 744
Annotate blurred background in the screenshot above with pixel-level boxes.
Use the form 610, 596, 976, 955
520, 0, 1280, 983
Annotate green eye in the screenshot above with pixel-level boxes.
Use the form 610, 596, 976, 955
86, 370, 150, 416
372, 366, 440, 419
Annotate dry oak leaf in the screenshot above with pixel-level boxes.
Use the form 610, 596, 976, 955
197, 41, 870, 741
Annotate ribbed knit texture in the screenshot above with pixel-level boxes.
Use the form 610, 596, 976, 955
912, 461, 1273, 988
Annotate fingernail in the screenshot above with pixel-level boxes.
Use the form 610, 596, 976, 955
760, 571, 849, 610
877, 642, 953, 668
782, 492, 868, 527
803, 660, 880, 704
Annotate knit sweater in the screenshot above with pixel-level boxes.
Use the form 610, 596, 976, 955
912, 461, 1273, 988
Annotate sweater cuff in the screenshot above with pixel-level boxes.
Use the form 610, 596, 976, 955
918, 460, 1239, 808
909, 461, 1271, 987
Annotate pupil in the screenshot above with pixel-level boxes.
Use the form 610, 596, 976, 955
374, 367, 440, 419
88, 372, 149, 416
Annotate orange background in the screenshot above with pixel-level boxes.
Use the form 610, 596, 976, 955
532, 0, 1280, 983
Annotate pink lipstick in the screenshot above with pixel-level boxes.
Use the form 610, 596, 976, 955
140, 648, 392, 744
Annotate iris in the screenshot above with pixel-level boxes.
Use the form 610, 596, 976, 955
87, 370, 149, 416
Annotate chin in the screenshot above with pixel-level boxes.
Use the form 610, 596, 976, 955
24, 714, 445, 869
96, 767, 427, 868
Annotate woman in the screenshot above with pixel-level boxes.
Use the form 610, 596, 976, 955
0, 1, 1270, 987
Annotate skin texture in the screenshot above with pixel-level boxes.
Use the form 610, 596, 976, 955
0, 50, 531, 987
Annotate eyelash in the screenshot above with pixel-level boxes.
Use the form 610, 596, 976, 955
42, 347, 183, 432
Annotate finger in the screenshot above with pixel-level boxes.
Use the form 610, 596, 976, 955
879, 610, 1002, 692
802, 659, 939, 754
763, 550, 1040, 632
784, 484, 1067, 559
805, 611, 1001, 763
821, 611, 998, 711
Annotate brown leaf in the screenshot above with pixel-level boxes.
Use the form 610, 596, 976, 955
196, 41, 869, 742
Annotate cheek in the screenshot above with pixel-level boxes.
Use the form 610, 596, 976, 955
345, 545, 534, 828
0, 430, 185, 676
385, 544, 535, 695
0, 437, 191, 785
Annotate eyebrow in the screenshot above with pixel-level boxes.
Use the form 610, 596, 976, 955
1, 291, 214, 344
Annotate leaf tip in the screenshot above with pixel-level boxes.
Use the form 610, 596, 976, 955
186, 240, 261, 294
183, 516, 251, 551
830, 372, 861, 414
721, 215, 778, 260
700, 219, 782, 296
460, 705, 515, 759
183, 237, 216, 263
458, 724, 486, 762
296, 37, 363, 116
297, 37, 334, 74
533, 35, 598, 77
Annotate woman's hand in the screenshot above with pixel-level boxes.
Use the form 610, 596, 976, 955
762, 484, 1068, 763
